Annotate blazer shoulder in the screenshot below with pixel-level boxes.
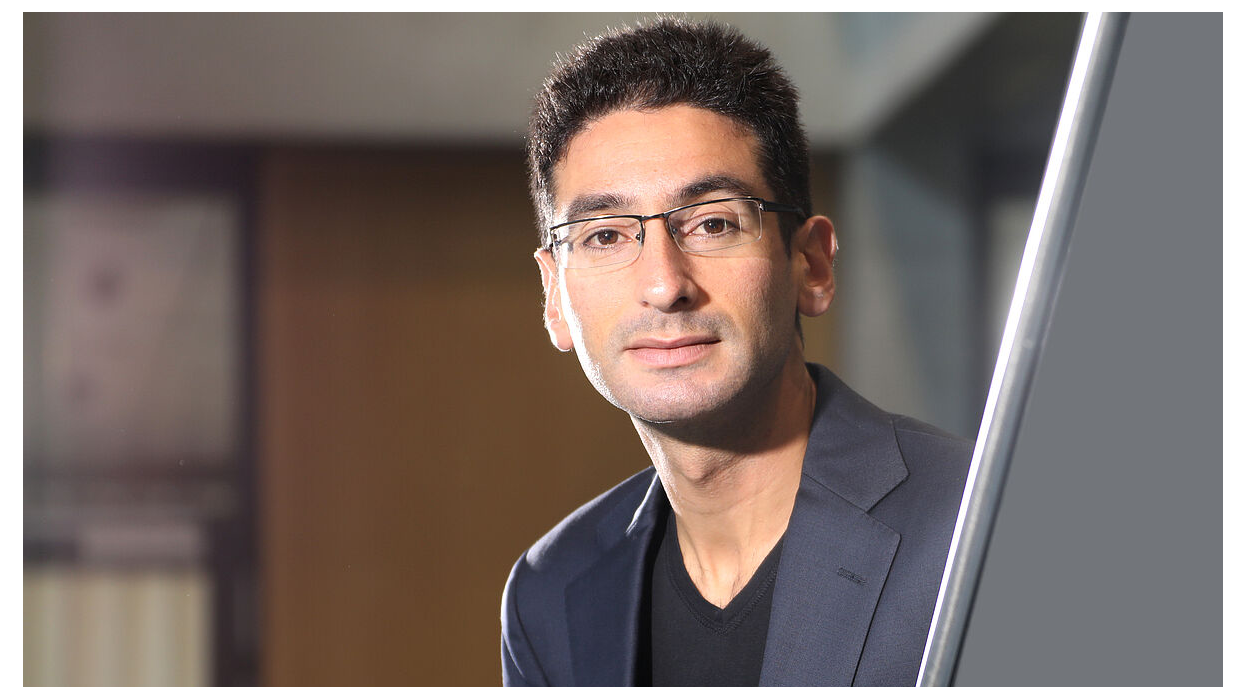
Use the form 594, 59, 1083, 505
893, 413, 971, 444
892, 415, 973, 475
501, 467, 656, 686
883, 415, 973, 525
510, 466, 655, 585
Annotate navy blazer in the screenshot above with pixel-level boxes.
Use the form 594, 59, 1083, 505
501, 364, 972, 686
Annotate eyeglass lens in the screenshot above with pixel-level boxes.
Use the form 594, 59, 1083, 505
556, 199, 763, 269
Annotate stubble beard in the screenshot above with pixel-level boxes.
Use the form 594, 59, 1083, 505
573, 310, 796, 439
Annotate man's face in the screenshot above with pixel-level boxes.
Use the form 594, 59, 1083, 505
535, 105, 812, 425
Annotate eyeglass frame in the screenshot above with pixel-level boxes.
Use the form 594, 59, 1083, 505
546, 196, 807, 268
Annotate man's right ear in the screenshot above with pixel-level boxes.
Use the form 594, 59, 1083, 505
534, 248, 574, 352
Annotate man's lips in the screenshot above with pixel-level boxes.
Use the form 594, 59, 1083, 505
627, 335, 719, 350
624, 336, 720, 367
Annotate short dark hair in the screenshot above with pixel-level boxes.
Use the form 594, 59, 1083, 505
527, 17, 811, 247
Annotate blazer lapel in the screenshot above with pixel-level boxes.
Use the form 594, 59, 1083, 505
760, 480, 901, 685
565, 474, 666, 686
759, 364, 909, 686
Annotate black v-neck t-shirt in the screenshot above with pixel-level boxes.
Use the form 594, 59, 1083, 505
643, 510, 785, 686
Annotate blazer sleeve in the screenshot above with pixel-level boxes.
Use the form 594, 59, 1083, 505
501, 553, 550, 686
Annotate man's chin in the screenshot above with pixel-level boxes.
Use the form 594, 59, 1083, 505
607, 379, 740, 426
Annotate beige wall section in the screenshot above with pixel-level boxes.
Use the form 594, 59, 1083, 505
24, 567, 210, 686
257, 146, 842, 685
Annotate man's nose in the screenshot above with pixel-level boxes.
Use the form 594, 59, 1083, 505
634, 218, 698, 312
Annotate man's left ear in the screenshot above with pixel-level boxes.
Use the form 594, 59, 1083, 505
793, 216, 837, 318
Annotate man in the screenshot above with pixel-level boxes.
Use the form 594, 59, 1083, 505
502, 18, 971, 686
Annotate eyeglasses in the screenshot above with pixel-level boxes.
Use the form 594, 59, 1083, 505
547, 196, 805, 270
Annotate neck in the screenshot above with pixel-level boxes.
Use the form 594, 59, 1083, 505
633, 351, 816, 607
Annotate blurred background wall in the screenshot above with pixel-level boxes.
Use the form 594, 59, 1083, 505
22, 12, 1081, 686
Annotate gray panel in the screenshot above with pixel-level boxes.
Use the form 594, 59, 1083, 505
955, 13, 1222, 685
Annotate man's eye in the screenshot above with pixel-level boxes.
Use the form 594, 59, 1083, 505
692, 217, 736, 235
584, 229, 624, 247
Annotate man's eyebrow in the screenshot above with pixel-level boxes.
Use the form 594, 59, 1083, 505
561, 192, 634, 223
558, 175, 758, 224
675, 175, 756, 203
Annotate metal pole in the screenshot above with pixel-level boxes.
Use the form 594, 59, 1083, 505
916, 12, 1129, 687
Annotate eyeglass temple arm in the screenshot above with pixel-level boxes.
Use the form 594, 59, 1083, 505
759, 200, 806, 218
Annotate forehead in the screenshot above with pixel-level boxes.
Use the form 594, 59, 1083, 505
551, 105, 767, 215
